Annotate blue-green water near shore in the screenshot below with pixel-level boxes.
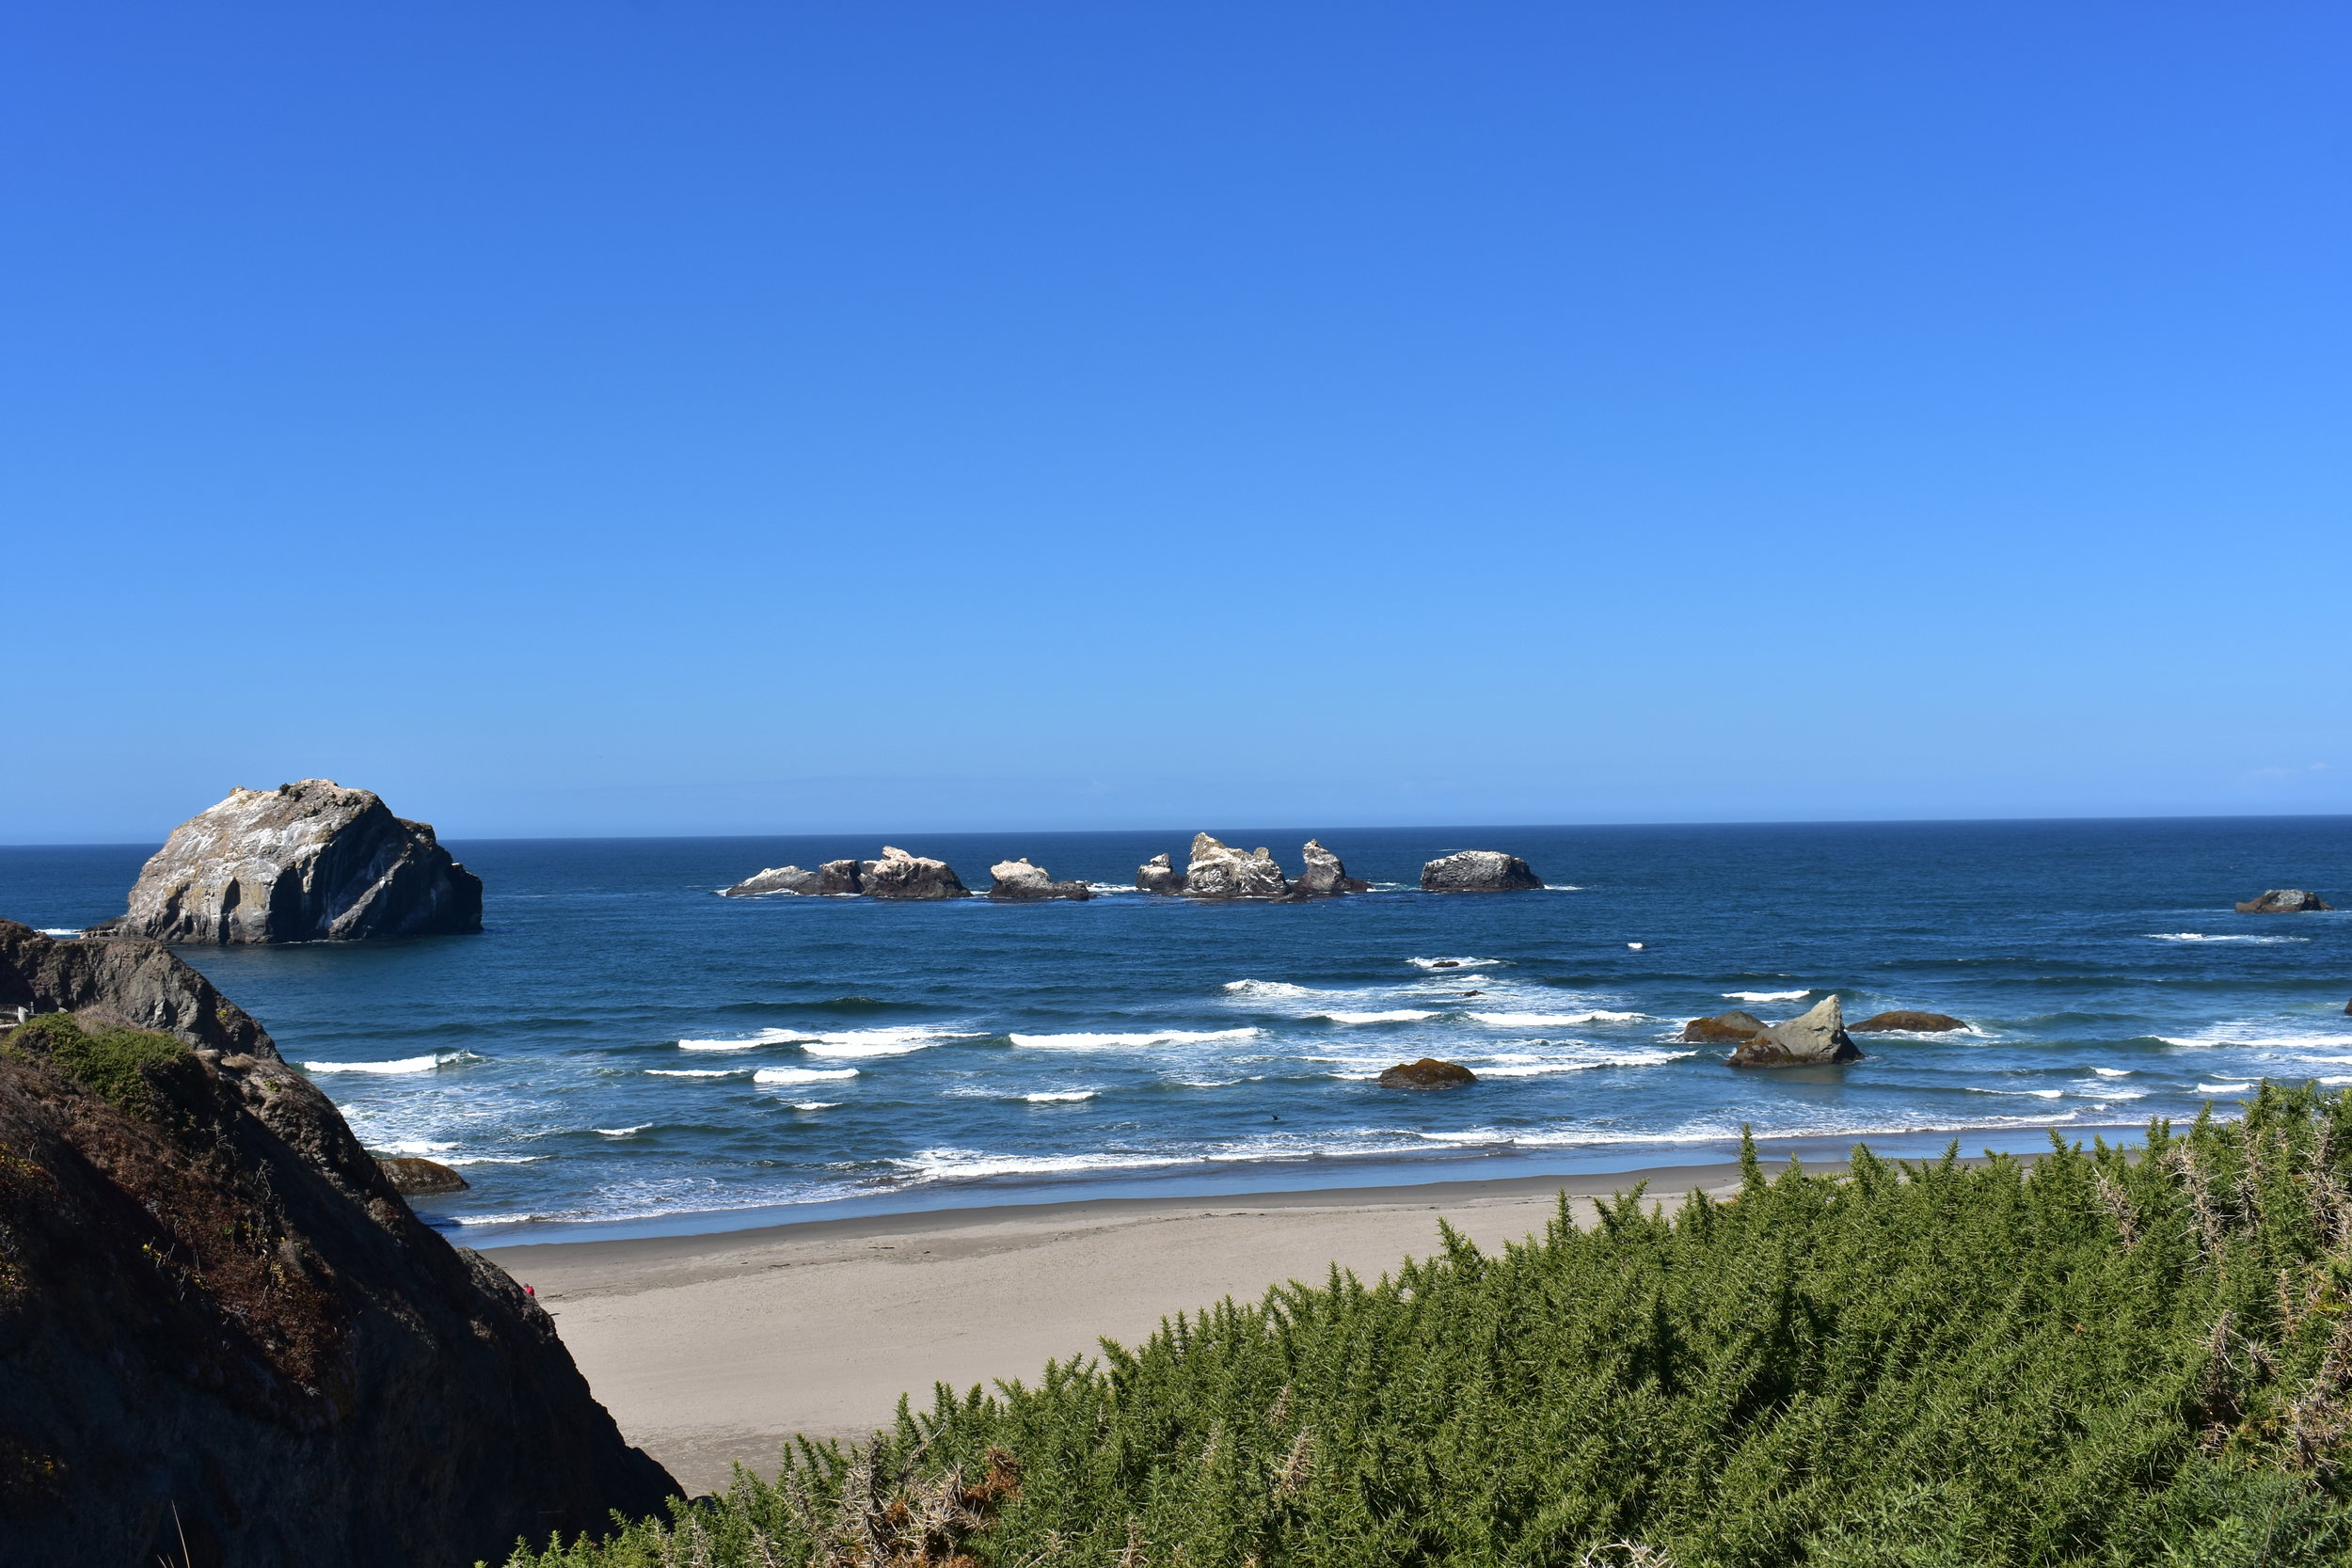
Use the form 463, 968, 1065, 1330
5, 818, 2348, 1242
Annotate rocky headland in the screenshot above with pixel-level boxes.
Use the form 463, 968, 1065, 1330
0, 921, 673, 1567
89, 781, 483, 943
987, 859, 1093, 901
1420, 850, 1543, 893
1727, 995, 1864, 1068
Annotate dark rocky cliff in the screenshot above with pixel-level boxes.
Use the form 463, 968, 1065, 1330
0, 922, 675, 1567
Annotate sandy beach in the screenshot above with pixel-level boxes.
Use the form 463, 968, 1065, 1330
484, 1162, 1759, 1494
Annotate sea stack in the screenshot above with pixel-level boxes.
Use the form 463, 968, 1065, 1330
859, 846, 970, 899
90, 780, 483, 943
1420, 849, 1543, 893
2235, 890, 2334, 913
1728, 995, 1864, 1068
1378, 1057, 1478, 1089
1136, 853, 1186, 895
0, 921, 675, 1566
1183, 834, 1290, 899
988, 858, 1093, 901
721, 864, 824, 897
1294, 839, 1372, 897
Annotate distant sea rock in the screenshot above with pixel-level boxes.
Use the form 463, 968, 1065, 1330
1378, 1057, 1478, 1089
1682, 1010, 1768, 1045
988, 858, 1093, 902
0, 922, 674, 1566
1294, 839, 1372, 897
377, 1155, 469, 1195
1136, 853, 1187, 895
1184, 834, 1289, 899
89, 780, 483, 943
1850, 1010, 1969, 1034
859, 846, 970, 900
720, 864, 823, 897
1729, 996, 1864, 1068
818, 859, 865, 895
1421, 850, 1543, 893
2235, 889, 2334, 913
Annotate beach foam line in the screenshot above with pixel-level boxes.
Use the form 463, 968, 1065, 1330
1470, 1010, 1644, 1027
1314, 1009, 1438, 1024
754, 1066, 862, 1085
1724, 990, 1810, 1003
304, 1052, 478, 1075
891, 1148, 1184, 1181
1408, 957, 1507, 970
1009, 1027, 1261, 1050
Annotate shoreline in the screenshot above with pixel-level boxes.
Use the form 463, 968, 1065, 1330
484, 1148, 2045, 1494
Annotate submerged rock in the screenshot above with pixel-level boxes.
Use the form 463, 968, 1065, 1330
1420, 850, 1543, 893
1184, 833, 1289, 899
1850, 1010, 1970, 1034
1378, 1057, 1478, 1089
721, 864, 823, 897
1136, 853, 1187, 895
90, 780, 483, 943
376, 1155, 469, 1195
1294, 839, 1372, 897
0, 922, 674, 1567
1729, 995, 1864, 1068
818, 859, 865, 895
988, 859, 1093, 901
1682, 1010, 1769, 1045
859, 846, 970, 900
2236, 889, 2334, 913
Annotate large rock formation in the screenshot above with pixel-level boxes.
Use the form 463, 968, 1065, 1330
988, 859, 1093, 901
720, 864, 824, 897
2235, 889, 2334, 913
1728, 995, 1864, 1068
859, 846, 970, 900
1183, 834, 1289, 899
818, 859, 865, 895
1377, 1057, 1477, 1089
1294, 840, 1372, 897
1420, 850, 1543, 893
1682, 1010, 1769, 1045
1136, 854, 1186, 895
1849, 1010, 1970, 1033
0, 922, 674, 1568
90, 781, 483, 943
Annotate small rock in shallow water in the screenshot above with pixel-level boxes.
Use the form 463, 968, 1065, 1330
1378, 1057, 1477, 1089
1683, 1011, 1768, 1044
2235, 889, 2333, 913
1729, 996, 1864, 1068
376, 1156, 469, 1196
1849, 1010, 1969, 1033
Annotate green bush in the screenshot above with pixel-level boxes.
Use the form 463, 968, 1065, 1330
510, 1085, 2352, 1568
3, 1012, 188, 1113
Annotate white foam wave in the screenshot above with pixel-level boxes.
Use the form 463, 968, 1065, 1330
1023, 1090, 1098, 1102
441, 1155, 540, 1166
594, 1125, 651, 1137
2149, 933, 2306, 944
1315, 1009, 1438, 1024
754, 1066, 862, 1085
1968, 1087, 2065, 1100
1409, 957, 1506, 970
894, 1147, 1182, 1180
379, 1139, 457, 1155
678, 1029, 803, 1052
799, 1026, 977, 1058
1725, 990, 1809, 1002
453, 1214, 538, 1226
1223, 979, 1319, 998
2198, 1083, 2254, 1095
305, 1052, 476, 1075
646, 1068, 744, 1077
1470, 1009, 1644, 1027
1009, 1027, 1261, 1050
2092, 1068, 2133, 1077
1084, 882, 1136, 895
2160, 1032, 2352, 1050
791, 1101, 839, 1109
1474, 1048, 1695, 1076
37, 927, 81, 937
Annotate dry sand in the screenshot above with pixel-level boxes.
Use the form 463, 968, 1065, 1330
482, 1162, 1754, 1494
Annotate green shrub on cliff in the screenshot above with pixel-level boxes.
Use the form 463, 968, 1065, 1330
2, 1012, 188, 1113
509, 1085, 2352, 1568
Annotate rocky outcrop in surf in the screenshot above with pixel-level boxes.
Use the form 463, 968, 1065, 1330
1728, 995, 1864, 1068
988, 859, 1093, 901
2235, 889, 2333, 913
1849, 1010, 1969, 1033
860, 846, 970, 899
1184, 834, 1290, 899
721, 864, 824, 897
1682, 1010, 1768, 1045
376, 1154, 469, 1195
89, 780, 484, 943
1295, 839, 1371, 897
1421, 850, 1543, 893
1378, 1057, 1477, 1089
1136, 854, 1186, 895
0, 922, 674, 1568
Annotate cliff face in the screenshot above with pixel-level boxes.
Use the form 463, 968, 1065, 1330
91, 780, 485, 943
0, 923, 675, 1568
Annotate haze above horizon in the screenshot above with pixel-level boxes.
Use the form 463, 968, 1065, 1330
4, 2, 2344, 845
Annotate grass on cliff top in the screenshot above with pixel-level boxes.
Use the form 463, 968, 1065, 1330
3, 1012, 188, 1113
509, 1085, 2352, 1568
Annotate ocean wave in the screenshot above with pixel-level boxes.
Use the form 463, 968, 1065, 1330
1475, 1049, 1695, 1076
799, 1026, 978, 1058
2148, 933, 2306, 944
2197, 1083, 2254, 1095
791, 1101, 839, 1109
441, 1154, 541, 1166
1315, 1009, 1438, 1024
1084, 882, 1136, 895
452, 1214, 539, 1227
1470, 1010, 1645, 1027
594, 1125, 651, 1137
754, 1066, 862, 1085
678, 1029, 803, 1052
892, 1147, 1182, 1181
37, 927, 81, 937
2159, 1032, 2352, 1050
1024, 1090, 1098, 1102
1223, 979, 1320, 998
1724, 990, 1810, 1002
2091, 1068, 2134, 1077
1409, 957, 1507, 970
379, 1138, 457, 1154
304, 1051, 479, 1075
1009, 1027, 1261, 1050
1968, 1087, 2065, 1100
646, 1068, 746, 1077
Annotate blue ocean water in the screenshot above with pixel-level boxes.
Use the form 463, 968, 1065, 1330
4, 819, 2348, 1243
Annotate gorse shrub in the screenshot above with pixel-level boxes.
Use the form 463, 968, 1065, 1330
2, 1012, 188, 1113
510, 1085, 2352, 1568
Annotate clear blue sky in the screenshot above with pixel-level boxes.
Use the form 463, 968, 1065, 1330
4, 3, 2344, 843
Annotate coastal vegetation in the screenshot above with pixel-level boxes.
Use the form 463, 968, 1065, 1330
511, 1085, 2352, 1567
2, 1011, 188, 1113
